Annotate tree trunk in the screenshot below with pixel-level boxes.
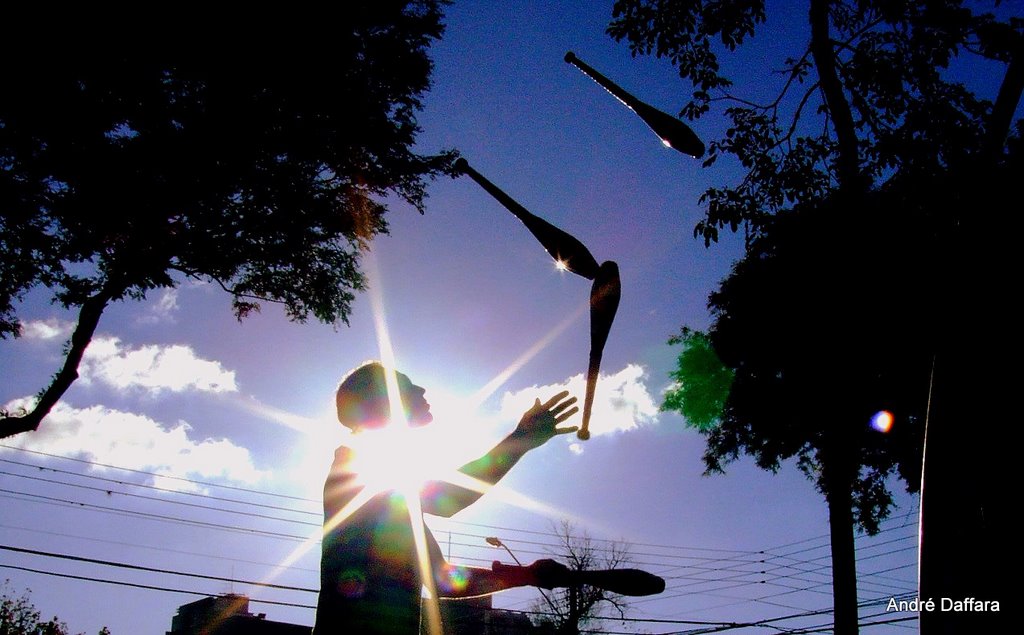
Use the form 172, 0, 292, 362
809, 5, 870, 628
565, 585, 580, 635
980, 35, 1024, 162
0, 290, 111, 439
809, 0, 863, 193
825, 477, 859, 635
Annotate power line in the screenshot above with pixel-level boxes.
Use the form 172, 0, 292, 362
0, 456, 321, 517
0, 469, 322, 528
1, 443, 920, 574
649, 594, 918, 635
2, 444, 921, 630
2, 455, 795, 575
0, 445, 807, 558
0, 522, 319, 573
0, 544, 315, 593
2, 491, 916, 620
0, 490, 313, 541
6, 446, 767, 572
4, 543, 909, 633
0, 564, 316, 610
0, 444, 318, 503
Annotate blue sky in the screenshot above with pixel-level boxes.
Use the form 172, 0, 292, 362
0, 1, 981, 632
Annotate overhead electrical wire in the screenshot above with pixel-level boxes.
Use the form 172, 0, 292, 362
8, 443, 905, 564
1, 443, 917, 566
0, 544, 315, 593
0, 444, 317, 503
4, 446, 921, 585
0, 456, 321, 516
0, 553, 916, 633
1, 444, 920, 631
0, 564, 316, 610
0, 469, 321, 527
0, 521, 319, 573
0, 490, 312, 541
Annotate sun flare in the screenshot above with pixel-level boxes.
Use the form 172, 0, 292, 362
346, 426, 462, 495
279, 249, 585, 634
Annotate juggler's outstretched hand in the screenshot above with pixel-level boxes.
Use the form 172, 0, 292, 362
514, 391, 579, 448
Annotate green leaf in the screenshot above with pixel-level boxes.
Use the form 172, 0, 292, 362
662, 329, 734, 432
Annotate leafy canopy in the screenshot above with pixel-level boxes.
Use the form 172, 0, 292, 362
0, 4, 457, 438
1, 581, 110, 635
703, 193, 943, 533
662, 328, 733, 432
614, 0, 1021, 534
609, 0, 1020, 244
0, 4, 456, 338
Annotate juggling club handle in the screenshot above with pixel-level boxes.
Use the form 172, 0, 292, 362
454, 158, 600, 279
492, 561, 665, 597
579, 261, 621, 441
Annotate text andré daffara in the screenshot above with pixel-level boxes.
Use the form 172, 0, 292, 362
886, 597, 1000, 613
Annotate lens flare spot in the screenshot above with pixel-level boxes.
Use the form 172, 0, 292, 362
439, 566, 470, 594
554, 259, 569, 272
661, 138, 673, 148
336, 569, 368, 598
870, 410, 894, 433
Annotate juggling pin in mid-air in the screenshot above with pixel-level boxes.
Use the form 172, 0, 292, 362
579, 261, 621, 441
455, 158, 600, 280
455, 159, 621, 440
565, 51, 705, 158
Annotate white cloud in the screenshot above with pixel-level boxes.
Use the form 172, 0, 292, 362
498, 364, 659, 440
20, 319, 73, 340
1, 397, 266, 486
81, 336, 237, 394
137, 289, 180, 325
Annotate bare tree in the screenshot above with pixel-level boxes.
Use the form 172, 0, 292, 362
529, 521, 634, 635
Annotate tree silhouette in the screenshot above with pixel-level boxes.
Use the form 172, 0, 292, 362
1, 581, 110, 635
529, 522, 633, 635
0, 5, 456, 439
612, 1, 1021, 632
665, 191, 935, 633
609, 0, 1021, 244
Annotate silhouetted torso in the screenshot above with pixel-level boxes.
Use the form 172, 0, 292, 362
313, 447, 423, 635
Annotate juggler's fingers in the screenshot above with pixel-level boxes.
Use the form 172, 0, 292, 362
554, 425, 580, 435
551, 396, 578, 416
541, 391, 571, 410
554, 406, 579, 424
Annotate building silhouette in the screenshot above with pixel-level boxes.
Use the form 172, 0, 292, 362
438, 596, 538, 634
166, 595, 310, 635
167, 593, 546, 634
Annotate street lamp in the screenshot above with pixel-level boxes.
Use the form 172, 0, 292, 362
485, 536, 561, 617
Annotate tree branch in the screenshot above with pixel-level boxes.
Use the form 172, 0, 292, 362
710, 93, 769, 109
770, 81, 822, 151
827, 16, 887, 56
168, 265, 291, 308
714, 47, 812, 115
982, 34, 1024, 163
768, 47, 813, 110
0, 290, 112, 439
809, 0, 865, 194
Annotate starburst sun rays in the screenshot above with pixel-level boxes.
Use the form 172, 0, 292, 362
257, 251, 589, 633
